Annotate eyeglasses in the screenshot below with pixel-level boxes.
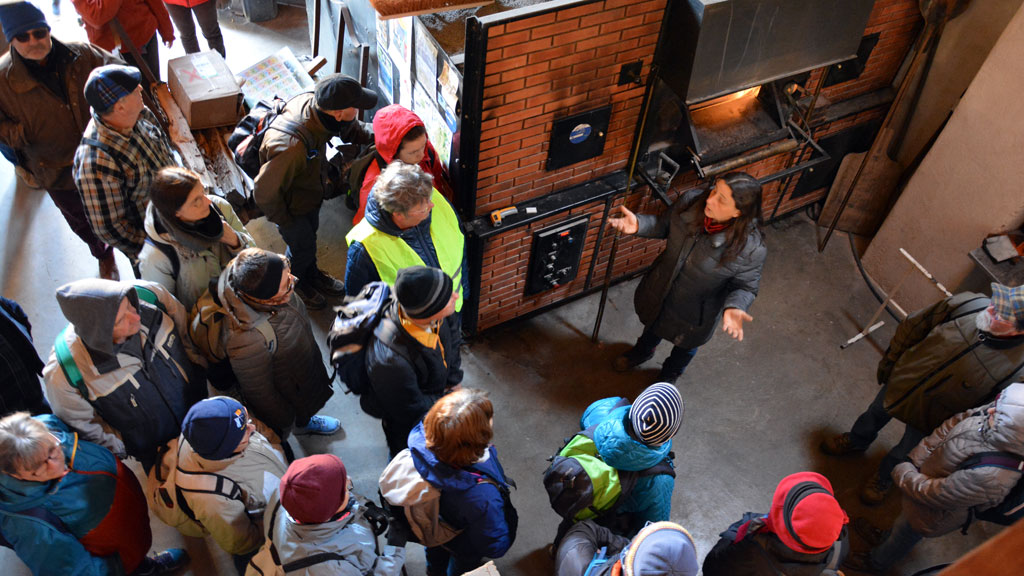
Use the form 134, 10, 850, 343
14, 28, 49, 43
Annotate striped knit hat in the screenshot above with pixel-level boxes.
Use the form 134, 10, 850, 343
630, 382, 683, 446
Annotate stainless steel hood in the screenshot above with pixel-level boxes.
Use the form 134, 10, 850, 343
658, 0, 876, 105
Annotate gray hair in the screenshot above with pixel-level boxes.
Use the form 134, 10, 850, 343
372, 162, 434, 215
0, 412, 52, 476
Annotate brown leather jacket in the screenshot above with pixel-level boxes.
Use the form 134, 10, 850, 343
0, 39, 119, 189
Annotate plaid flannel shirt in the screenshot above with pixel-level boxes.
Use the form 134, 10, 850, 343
73, 107, 176, 260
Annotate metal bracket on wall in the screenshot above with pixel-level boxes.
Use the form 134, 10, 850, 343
637, 152, 681, 207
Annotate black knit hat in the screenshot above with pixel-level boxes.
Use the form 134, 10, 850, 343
395, 266, 453, 320
314, 75, 378, 111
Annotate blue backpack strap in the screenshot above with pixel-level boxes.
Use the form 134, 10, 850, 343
961, 451, 1024, 471
583, 546, 610, 576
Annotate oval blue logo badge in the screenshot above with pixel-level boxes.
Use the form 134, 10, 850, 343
569, 123, 592, 144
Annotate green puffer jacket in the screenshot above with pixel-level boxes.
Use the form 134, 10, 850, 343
881, 292, 1024, 432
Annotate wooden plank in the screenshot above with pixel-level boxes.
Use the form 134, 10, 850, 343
938, 518, 1024, 576
371, 0, 492, 20
154, 84, 216, 190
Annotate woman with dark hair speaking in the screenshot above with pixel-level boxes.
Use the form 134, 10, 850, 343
608, 172, 767, 384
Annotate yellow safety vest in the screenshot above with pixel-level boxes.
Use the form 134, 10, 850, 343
346, 189, 465, 311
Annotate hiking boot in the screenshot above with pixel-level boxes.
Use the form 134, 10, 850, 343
819, 432, 867, 456
613, 347, 654, 372
842, 551, 882, 575
295, 280, 327, 310
98, 252, 119, 281
851, 517, 888, 548
860, 474, 893, 506
294, 415, 341, 435
137, 548, 190, 575
310, 269, 345, 297
656, 368, 682, 385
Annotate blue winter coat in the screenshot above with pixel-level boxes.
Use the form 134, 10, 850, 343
407, 423, 515, 560
580, 397, 675, 528
0, 415, 122, 576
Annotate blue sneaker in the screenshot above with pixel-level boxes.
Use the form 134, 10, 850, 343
294, 415, 341, 435
137, 549, 189, 575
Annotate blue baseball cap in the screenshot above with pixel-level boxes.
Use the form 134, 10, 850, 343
84, 65, 141, 113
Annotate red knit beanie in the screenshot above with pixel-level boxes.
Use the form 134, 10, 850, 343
764, 471, 848, 554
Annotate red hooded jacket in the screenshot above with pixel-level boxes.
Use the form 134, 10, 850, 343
354, 104, 454, 224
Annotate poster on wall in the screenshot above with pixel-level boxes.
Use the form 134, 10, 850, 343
376, 44, 394, 104
389, 17, 413, 108
372, 12, 462, 169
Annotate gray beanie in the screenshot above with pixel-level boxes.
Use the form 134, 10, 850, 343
621, 521, 699, 576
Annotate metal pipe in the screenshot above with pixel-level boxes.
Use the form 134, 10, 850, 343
700, 139, 799, 179
591, 72, 658, 342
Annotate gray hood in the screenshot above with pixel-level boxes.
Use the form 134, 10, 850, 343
56, 279, 135, 355
989, 382, 1024, 456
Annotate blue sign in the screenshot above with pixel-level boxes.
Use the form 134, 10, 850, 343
569, 123, 592, 144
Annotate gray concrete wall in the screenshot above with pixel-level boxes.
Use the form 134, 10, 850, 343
862, 3, 1024, 311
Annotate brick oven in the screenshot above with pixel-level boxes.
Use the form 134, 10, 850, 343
456, 0, 922, 334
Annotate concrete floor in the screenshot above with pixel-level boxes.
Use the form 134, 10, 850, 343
0, 4, 1003, 576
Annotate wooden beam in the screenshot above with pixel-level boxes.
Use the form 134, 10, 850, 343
938, 518, 1024, 576
370, 0, 492, 20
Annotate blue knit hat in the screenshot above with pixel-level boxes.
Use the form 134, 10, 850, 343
0, 2, 49, 43
84, 65, 141, 113
630, 382, 684, 446
182, 397, 248, 460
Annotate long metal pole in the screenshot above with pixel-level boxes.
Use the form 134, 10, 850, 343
591, 78, 658, 342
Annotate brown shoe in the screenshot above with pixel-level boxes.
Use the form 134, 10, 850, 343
98, 253, 119, 281
859, 474, 893, 506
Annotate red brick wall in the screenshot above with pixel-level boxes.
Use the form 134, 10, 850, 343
470, 0, 921, 332
476, 0, 666, 219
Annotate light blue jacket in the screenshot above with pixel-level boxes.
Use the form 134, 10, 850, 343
581, 397, 676, 531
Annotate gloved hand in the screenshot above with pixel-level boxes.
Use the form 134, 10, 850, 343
385, 518, 412, 548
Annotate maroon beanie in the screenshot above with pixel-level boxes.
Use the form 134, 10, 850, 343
763, 471, 848, 554
279, 454, 348, 524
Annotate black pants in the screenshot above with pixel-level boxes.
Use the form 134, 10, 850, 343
121, 34, 161, 82
165, 1, 226, 57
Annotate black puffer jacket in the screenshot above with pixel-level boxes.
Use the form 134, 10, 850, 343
365, 302, 455, 442
703, 513, 848, 576
633, 189, 766, 349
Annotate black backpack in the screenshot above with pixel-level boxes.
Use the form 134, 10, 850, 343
326, 282, 393, 407
341, 145, 387, 211
543, 426, 675, 521
960, 451, 1024, 526
227, 95, 316, 179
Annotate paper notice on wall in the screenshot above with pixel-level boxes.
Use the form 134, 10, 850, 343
438, 59, 459, 111
192, 54, 218, 78
388, 17, 413, 109
414, 81, 452, 167
376, 13, 388, 50
377, 44, 394, 104
414, 19, 437, 94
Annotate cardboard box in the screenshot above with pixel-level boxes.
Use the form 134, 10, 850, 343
167, 51, 243, 129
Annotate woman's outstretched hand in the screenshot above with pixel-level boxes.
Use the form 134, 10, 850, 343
608, 205, 639, 235
722, 308, 753, 341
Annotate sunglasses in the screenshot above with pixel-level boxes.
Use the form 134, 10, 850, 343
14, 28, 49, 43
